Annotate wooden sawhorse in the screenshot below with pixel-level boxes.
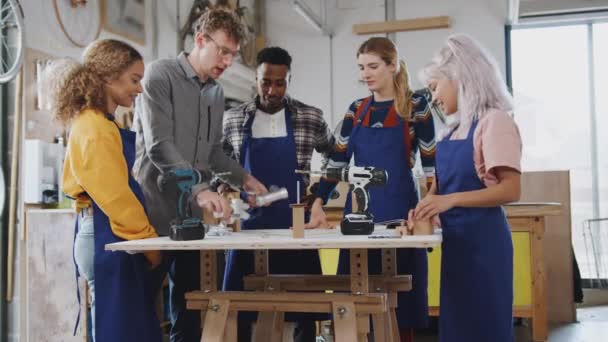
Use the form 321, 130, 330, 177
187, 247, 409, 341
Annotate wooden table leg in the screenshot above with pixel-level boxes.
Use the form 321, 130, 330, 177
350, 249, 369, 294
333, 301, 358, 342
351, 249, 370, 339
254, 250, 269, 276
389, 308, 400, 342
531, 217, 548, 342
254, 311, 275, 342
382, 248, 399, 342
253, 250, 285, 341
255, 311, 285, 342
357, 314, 370, 342
200, 251, 218, 331
200, 299, 230, 342
223, 311, 238, 342
372, 313, 388, 342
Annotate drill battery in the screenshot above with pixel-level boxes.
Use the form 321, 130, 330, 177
169, 218, 206, 241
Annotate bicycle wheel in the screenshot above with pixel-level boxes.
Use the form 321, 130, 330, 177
0, 0, 24, 83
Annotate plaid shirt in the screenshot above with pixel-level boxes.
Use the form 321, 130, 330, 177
222, 95, 335, 185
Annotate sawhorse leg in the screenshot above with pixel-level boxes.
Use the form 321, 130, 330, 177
200, 299, 230, 342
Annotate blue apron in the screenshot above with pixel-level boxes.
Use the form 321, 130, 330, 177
75, 117, 162, 342
436, 120, 513, 342
222, 107, 322, 322
337, 97, 429, 329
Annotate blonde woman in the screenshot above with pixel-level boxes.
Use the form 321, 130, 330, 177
414, 34, 522, 342
51, 39, 161, 342
310, 37, 436, 341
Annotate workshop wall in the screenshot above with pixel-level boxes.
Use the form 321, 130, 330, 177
264, 0, 508, 128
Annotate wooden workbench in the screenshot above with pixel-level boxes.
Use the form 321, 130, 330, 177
106, 227, 441, 342
324, 202, 562, 342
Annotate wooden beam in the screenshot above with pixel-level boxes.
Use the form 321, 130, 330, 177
353, 16, 450, 35
243, 274, 412, 292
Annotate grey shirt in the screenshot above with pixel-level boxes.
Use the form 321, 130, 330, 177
133, 52, 246, 235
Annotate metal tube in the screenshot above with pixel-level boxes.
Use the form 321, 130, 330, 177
256, 187, 289, 206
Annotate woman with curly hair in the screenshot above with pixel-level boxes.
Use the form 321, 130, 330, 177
50, 39, 162, 342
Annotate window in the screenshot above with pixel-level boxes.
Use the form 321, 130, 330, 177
510, 22, 608, 283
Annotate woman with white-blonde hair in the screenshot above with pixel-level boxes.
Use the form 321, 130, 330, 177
410, 34, 522, 342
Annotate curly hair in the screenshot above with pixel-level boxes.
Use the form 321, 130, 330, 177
256, 47, 292, 69
46, 39, 142, 126
195, 7, 246, 44
47, 63, 106, 125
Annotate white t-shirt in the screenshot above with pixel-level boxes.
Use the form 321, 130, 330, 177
251, 108, 287, 138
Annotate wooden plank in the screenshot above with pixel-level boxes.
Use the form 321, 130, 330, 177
270, 312, 285, 342
200, 250, 217, 326
187, 299, 386, 315
513, 305, 534, 318
531, 217, 548, 342
254, 250, 268, 275
504, 203, 562, 217
291, 204, 305, 238
200, 299, 230, 342
519, 171, 574, 324
350, 249, 369, 294
372, 313, 388, 342
200, 251, 217, 291
254, 312, 274, 342
186, 291, 388, 315
353, 16, 450, 35
509, 217, 534, 232
186, 291, 386, 304
223, 311, 238, 342
243, 274, 412, 292
106, 228, 442, 251
333, 302, 358, 342
382, 249, 397, 277
357, 314, 370, 342
389, 309, 400, 341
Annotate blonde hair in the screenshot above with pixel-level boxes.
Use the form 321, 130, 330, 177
419, 34, 513, 124
357, 37, 413, 120
46, 39, 142, 125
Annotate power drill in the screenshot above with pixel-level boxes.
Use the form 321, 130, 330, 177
298, 166, 388, 235
157, 168, 229, 240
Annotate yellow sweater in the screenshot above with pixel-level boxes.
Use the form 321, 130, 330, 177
63, 109, 159, 262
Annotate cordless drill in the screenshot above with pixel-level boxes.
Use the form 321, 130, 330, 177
157, 168, 223, 241
299, 166, 388, 235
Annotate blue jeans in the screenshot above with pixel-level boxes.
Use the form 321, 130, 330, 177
74, 209, 95, 340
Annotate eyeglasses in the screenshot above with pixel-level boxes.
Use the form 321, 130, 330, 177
204, 34, 239, 60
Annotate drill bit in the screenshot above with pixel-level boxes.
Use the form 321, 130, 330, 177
295, 169, 324, 175
213, 171, 232, 178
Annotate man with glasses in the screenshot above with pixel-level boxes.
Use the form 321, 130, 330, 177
132, 8, 267, 342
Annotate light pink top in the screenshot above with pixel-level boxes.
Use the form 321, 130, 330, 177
448, 109, 522, 187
